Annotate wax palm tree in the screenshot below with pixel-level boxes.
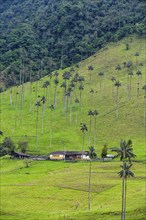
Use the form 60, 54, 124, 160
98, 72, 104, 101
93, 110, 99, 147
136, 70, 142, 98
35, 100, 41, 151
80, 123, 88, 157
111, 139, 136, 163
41, 96, 46, 134
79, 83, 84, 111
128, 71, 134, 100
60, 81, 67, 113
89, 89, 94, 108
42, 81, 50, 103
134, 52, 139, 70
88, 65, 94, 88
111, 76, 116, 98
75, 98, 80, 124
118, 162, 134, 220
88, 146, 97, 211
53, 77, 59, 108
115, 64, 121, 79
142, 85, 146, 127
114, 81, 121, 118
112, 139, 136, 220
88, 110, 94, 146
49, 104, 54, 149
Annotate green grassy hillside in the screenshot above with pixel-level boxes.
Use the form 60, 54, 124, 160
0, 35, 146, 160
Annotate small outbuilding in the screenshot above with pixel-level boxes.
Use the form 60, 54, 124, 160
49, 151, 90, 161
11, 151, 30, 159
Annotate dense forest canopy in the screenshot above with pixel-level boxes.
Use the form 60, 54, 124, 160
0, 0, 145, 89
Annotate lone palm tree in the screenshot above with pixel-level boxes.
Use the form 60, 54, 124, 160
136, 70, 142, 98
93, 110, 99, 147
111, 139, 136, 163
49, 104, 54, 149
75, 98, 80, 124
88, 66, 94, 88
142, 85, 146, 127
79, 83, 84, 112
88, 146, 97, 211
111, 76, 116, 99
89, 89, 94, 108
80, 123, 88, 157
128, 71, 134, 100
98, 72, 104, 101
115, 64, 121, 79
88, 110, 94, 146
114, 81, 121, 118
134, 52, 139, 70
118, 162, 134, 220
35, 100, 41, 151
41, 96, 46, 134
53, 77, 59, 108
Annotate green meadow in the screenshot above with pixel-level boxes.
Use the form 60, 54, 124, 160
0, 158, 145, 220
0, 35, 146, 219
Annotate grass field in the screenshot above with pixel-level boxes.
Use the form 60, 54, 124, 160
0, 158, 146, 220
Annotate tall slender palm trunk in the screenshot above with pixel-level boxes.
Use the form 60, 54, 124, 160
88, 160, 92, 211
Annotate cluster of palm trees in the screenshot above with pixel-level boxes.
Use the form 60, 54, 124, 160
111, 140, 136, 220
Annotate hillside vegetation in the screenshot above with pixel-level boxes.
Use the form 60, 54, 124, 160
0, 0, 145, 88
0, 35, 145, 160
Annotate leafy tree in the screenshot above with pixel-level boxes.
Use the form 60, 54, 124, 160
1, 137, 15, 155
18, 140, 28, 153
88, 146, 97, 211
101, 144, 108, 161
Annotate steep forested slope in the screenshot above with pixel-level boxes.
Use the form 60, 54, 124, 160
0, 0, 145, 89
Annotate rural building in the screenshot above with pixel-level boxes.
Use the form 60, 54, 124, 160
11, 151, 30, 159
49, 151, 90, 161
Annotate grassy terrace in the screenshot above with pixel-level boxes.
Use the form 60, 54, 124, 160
0, 159, 145, 220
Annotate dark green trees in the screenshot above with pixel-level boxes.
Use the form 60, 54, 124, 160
101, 144, 108, 161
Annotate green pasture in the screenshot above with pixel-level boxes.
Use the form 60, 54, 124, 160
0, 158, 145, 220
